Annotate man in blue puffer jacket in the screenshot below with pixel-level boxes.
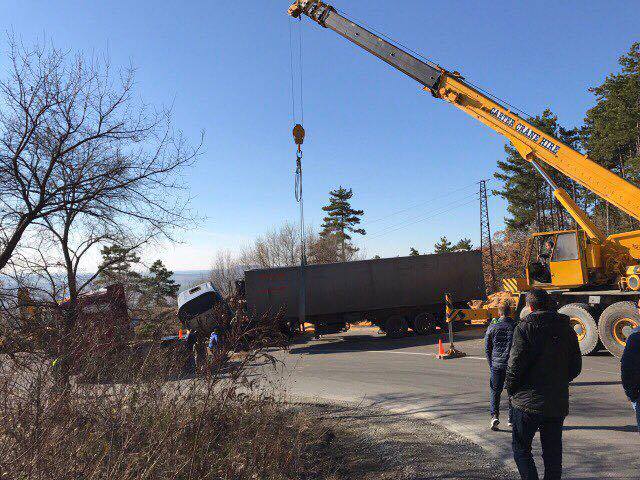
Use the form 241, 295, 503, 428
485, 301, 516, 430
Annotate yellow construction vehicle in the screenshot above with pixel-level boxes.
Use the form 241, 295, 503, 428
289, 0, 640, 357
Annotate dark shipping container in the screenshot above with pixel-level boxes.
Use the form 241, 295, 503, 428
244, 251, 486, 335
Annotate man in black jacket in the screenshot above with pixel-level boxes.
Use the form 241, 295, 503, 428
620, 299, 640, 434
485, 301, 515, 430
506, 289, 582, 480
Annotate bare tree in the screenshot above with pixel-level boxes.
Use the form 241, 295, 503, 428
308, 232, 341, 264
210, 249, 244, 297
0, 38, 199, 272
240, 222, 303, 269
0, 39, 199, 383
238, 222, 361, 270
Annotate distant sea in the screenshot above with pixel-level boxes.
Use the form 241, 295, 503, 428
1, 268, 251, 296
1, 270, 212, 293
172, 270, 212, 292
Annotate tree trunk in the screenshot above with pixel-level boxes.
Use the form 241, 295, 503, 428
59, 219, 79, 385
0, 214, 34, 271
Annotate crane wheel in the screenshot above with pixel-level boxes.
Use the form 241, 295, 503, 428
384, 315, 408, 338
412, 312, 436, 335
598, 301, 640, 358
558, 303, 599, 355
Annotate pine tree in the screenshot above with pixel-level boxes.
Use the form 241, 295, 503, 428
434, 236, 453, 253
582, 42, 640, 233
409, 247, 420, 256
320, 186, 365, 261
453, 238, 473, 251
96, 245, 142, 289
144, 260, 179, 305
434, 237, 472, 253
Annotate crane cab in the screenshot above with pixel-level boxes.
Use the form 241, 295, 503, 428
525, 230, 591, 289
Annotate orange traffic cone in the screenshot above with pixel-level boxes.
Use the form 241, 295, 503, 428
178, 329, 183, 339
438, 338, 445, 356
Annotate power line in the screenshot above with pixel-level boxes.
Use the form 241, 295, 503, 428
366, 196, 483, 241
366, 193, 489, 240
366, 191, 480, 238
363, 180, 487, 226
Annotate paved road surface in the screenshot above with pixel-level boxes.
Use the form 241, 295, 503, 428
273, 326, 638, 479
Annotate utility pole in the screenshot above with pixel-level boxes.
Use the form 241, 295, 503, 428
479, 180, 497, 292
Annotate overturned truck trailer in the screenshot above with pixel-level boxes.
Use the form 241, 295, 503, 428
244, 251, 486, 336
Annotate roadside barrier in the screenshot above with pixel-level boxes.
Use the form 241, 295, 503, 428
437, 293, 467, 360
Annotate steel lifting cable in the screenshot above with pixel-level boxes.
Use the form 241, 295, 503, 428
288, 15, 305, 127
294, 146, 303, 203
298, 14, 305, 125
288, 17, 298, 126
289, 15, 307, 272
289, 16, 306, 203
288, 13, 308, 329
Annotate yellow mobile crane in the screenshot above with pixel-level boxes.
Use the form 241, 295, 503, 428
289, 0, 640, 357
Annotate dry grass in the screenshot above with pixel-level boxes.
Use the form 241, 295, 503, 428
0, 306, 345, 480
0, 363, 344, 479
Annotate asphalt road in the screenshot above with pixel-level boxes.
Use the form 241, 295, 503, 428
274, 326, 638, 479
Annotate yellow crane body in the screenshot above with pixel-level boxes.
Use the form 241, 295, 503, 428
436, 75, 640, 224
289, 0, 640, 357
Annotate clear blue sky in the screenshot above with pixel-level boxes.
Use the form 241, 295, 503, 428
2, 1, 638, 270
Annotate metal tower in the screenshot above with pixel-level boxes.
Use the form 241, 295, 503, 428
479, 180, 497, 292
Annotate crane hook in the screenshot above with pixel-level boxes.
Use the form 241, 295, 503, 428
293, 123, 305, 153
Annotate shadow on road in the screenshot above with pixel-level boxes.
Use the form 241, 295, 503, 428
563, 424, 637, 432
288, 328, 486, 356
571, 381, 621, 387
587, 350, 613, 357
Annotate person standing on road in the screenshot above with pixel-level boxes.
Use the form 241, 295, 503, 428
506, 289, 582, 480
485, 301, 515, 431
620, 299, 640, 434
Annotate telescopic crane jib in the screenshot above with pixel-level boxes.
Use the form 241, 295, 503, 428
288, 0, 640, 357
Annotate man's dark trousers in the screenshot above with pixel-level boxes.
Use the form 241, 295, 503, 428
511, 406, 564, 480
490, 368, 511, 421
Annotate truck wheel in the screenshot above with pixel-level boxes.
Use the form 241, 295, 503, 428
598, 301, 640, 358
385, 315, 408, 338
558, 303, 599, 355
412, 312, 436, 335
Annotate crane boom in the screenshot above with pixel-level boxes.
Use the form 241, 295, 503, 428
289, 1, 640, 229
